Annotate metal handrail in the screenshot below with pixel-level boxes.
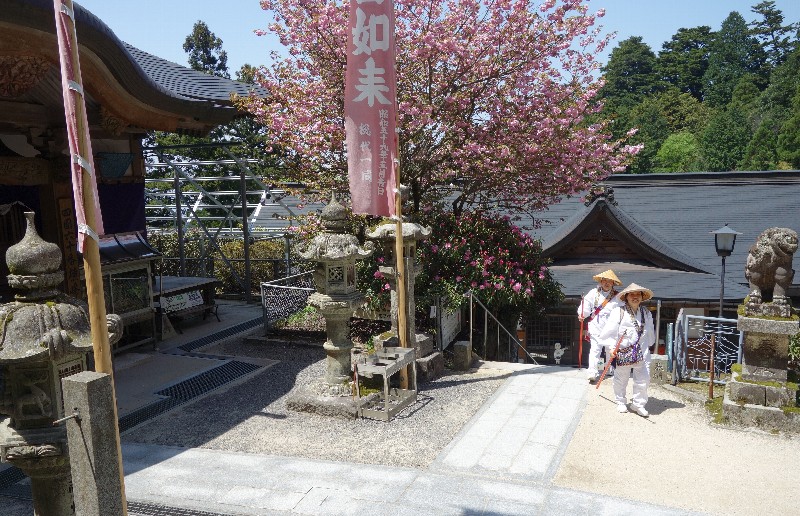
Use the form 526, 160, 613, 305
466, 290, 538, 365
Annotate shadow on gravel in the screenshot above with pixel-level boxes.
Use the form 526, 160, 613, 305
644, 396, 685, 416
421, 374, 511, 391
121, 336, 326, 448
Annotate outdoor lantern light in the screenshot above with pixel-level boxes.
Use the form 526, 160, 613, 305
710, 224, 742, 318
711, 224, 741, 258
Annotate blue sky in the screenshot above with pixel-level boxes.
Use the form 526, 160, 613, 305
75, 0, 800, 74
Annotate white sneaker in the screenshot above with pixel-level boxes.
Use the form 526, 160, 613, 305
588, 373, 599, 384
632, 406, 649, 417
616, 404, 628, 413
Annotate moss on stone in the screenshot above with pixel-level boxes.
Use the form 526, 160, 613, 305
705, 397, 726, 424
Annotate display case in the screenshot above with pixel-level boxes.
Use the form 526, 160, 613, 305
81, 232, 160, 352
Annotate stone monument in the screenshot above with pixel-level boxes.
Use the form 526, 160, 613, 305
723, 227, 799, 432
286, 196, 372, 417
0, 212, 123, 514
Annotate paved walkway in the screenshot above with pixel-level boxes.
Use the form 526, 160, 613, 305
121, 365, 699, 515
0, 302, 703, 515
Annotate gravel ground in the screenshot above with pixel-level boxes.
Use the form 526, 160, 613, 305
554, 379, 800, 516
122, 338, 509, 468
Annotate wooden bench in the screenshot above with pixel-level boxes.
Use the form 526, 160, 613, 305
153, 276, 220, 335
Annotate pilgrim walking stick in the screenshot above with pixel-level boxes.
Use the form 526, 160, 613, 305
578, 297, 585, 369
596, 330, 627, 389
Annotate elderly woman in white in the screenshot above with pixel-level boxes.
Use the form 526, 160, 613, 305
598, 283, 656, 417
577, 269, 623, 383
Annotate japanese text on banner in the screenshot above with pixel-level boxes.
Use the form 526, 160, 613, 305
344, 0, 398, 217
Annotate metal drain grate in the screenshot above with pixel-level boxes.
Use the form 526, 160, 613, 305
129, 501, 230, 516
1, 359, 265, 499
177, 317, 262, 352
0, 468, 26, 490
119, 360, 263, 432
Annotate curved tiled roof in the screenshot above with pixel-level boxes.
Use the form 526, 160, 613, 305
2, 0, 264, 127
526, 170, 800, 300
541, 197, 709, 274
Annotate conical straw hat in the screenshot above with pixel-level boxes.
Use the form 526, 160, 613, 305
616, 283, 653, 301
592, 269, 622, 286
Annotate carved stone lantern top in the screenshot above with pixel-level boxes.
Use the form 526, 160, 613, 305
365, 222, 431, 242
0, 213, 94, 364
320, 195, 348, 233
298, 197, 373, 263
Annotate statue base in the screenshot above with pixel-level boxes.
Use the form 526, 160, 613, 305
723, 379, 799, 434
285, 380, 373, 419
744, 300, 793, 319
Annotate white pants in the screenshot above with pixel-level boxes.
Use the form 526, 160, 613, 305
613, 359, 650, 409
586, 335, 609, 377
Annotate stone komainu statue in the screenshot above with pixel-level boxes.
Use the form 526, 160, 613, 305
744, 227, 798, 305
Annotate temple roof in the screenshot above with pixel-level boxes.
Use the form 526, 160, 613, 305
0, 0, 265, 136
523, 171, 800, 302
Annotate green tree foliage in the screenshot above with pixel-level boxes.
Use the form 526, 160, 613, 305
703, 11, 768, 107
749, 1, 799, 66
183, 21, 230, 78
654, 132, 699, 172
755, 46, 800, 125
599, 5, 799, 175
656, 26, 714, 100
599, 37, 663, 137
740, 118, 781, 170
626, 99, 670, 173
699, 105, 753, 171
650, 88, 711, 135
777, 86, 800, 167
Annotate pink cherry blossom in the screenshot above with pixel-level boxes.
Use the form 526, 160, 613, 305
241, 0, 637, 214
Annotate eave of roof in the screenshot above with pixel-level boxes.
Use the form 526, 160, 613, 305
542, 198, 709, 274
1, 0, 264, 131
552, 260, 750, 302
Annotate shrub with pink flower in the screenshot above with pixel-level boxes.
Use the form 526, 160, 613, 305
414, 209, 562, 327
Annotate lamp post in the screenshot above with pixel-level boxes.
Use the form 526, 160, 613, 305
708, 224, 742, 399
710, 224, 742, 318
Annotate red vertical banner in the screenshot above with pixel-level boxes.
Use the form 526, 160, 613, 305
345, 0, 398, 217
53, 0, 105, 252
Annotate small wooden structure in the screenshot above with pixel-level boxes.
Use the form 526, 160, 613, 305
356, 347, 417, 422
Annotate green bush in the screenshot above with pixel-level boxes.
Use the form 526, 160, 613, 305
147, 230, 296, 295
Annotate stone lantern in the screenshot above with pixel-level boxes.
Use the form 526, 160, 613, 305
0, 212, 121, 514
366, 221, 432, 353
298, 196, 372, 394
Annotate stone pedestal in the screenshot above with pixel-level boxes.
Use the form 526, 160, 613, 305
63, 372, 125, 515
722, 315, 799, 433
649, 354, 669, 385
310, 292, 364, 388
737, 316, 797, 382
453, 341, 473, 371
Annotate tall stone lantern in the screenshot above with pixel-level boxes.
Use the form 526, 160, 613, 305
298, 197, 372, 394
366, 221, 431, 351
0, 212, 121, 515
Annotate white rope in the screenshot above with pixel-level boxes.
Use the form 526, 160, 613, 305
67, 80, 83, 96
72, 154, 94, 177
78, 223, 99, 243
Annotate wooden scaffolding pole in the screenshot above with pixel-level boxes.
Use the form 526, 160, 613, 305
52, 1, 128, 512
394, 177, 409, 389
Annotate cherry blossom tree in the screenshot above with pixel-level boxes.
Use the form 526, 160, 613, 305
241, 0, 639, 216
